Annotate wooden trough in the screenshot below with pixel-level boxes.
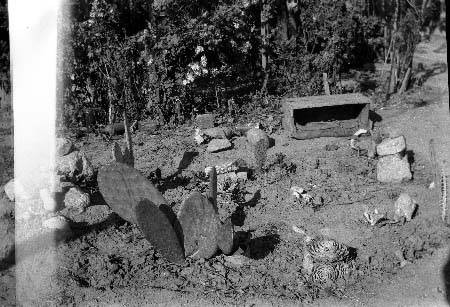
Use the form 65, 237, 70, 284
282, 93, 371, 140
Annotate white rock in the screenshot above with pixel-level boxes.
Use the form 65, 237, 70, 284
3, 179, 31, 202
3, 179, 15, 201
207, 139, 232, 153
394, 193, 417, 222
377, 154, 412, 183
42, 215, 71, 231
56, 137, 74, 156
64, 187, 90, 213
40, 189, 58, 212
246, 128, 269, 147
236, 172, 248, 181
376, 136, 406, 156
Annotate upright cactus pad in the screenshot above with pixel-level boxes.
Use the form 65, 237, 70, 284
135, 199, 185, 264
97, 162, 169, 224
177, 191, 219, 259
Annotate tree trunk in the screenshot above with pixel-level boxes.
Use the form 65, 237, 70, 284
108, 92, 115, 125
279, 1, 288, 41
323, 73, 331, 95
260, 1, 269, 92
398, 66, 411, 94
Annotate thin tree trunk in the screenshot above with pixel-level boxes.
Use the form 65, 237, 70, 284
260, 0, 269, 92
387, 0, 400, 95
123, 109, 134, 167
399, 66, 411, 94
323, 73, 331, 95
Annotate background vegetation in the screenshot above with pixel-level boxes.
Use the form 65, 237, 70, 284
0, 0, 446, 128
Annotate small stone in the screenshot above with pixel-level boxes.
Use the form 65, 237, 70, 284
376, 136, 406, 156
56, 138, 74, 156
246, 128, 269, 147
64, 187, 90, 213
40, 189, 59, 212
42, 215, 71, 232
394, 193, 417, 222
194, 129, 206, 145
236, 172, 248, 181
203, 127, 229, 139
196, 114, 215, 129
207, 139, 232, 153
377, 154, 412, 183
224, 255, 247, 267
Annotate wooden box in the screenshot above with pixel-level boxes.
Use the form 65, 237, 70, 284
282, 93, 371, 140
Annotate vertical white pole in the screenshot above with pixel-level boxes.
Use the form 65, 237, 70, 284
9, 0, 60, 302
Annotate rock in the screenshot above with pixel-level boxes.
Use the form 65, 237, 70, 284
40, 189, 59, 212
217, 218, 234, 255
55, 138, 74, 156
3, 179, 15, 201
224, 255, 248, 267
3, 179, 30, 202
377, 154, 412, 183
42, 215, 71, 232
196, 113, 215, 129
394, 193, 417, 222
376, 136, 406, 156
236, 172, 248, 181
203, 127, 233, 139
207, 139, 232, 153
194, 129, 206, 145
97, 162, 170, 224
135, 199, 185, 264
64, 187, 90, 213
55, 151, 95, 183
177, 191, 219, 259
246, 128, 269, 147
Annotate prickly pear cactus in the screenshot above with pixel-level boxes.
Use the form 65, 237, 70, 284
177, 191, 219, 259
135, 199, 185, 264
97, 162, 169, 224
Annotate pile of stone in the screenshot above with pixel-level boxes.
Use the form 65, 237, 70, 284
376, 135, 412, 183
194, 114, 233, 152
3, 138, 93, 234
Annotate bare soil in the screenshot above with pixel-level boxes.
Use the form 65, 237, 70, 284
0, 33, 449, 306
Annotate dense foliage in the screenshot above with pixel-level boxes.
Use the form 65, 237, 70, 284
59, 0, 439, 127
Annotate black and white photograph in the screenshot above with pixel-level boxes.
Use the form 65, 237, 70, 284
0, 0, 449, 305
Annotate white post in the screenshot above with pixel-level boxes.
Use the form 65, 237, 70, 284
9, 0, 60, 303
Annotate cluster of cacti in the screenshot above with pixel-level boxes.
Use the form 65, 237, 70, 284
98, 161, 235, 263
302, 235, 353, 287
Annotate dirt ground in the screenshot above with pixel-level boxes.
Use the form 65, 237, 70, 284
0, 33, 449, 306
